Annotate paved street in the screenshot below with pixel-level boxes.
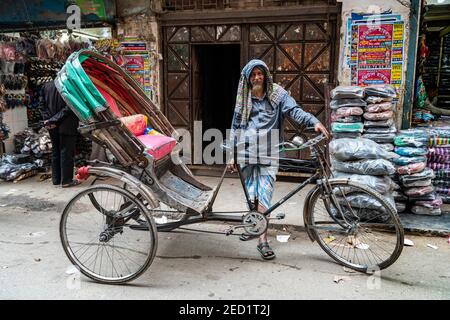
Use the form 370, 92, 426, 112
0, 176, 449, 299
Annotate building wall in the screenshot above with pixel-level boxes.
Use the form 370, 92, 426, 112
337, 0, 412, 126
115, 0, 162, 106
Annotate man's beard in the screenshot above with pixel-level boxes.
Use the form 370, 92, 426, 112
251, 83, 264, 95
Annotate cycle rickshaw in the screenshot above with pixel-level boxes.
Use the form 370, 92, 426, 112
57, 50, 404, 284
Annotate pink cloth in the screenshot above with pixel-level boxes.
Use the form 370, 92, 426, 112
120, 114, 147, 136
137, 134, 177, 161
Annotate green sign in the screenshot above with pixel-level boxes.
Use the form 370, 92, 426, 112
75, 0, 107, 20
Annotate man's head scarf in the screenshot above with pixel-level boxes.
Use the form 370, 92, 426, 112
234, 59, 287, 127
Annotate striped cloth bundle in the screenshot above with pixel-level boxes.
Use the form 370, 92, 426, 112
428, 147, 450, 155
435, 186, 450, 195
427, 162, 450, 170
432, 179, 450, 186
427, 154, 450, 163
434, 168, 450, 178
429, 137, 450, 146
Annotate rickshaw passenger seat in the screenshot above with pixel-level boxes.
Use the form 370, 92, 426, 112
118, 114, 177, 161
137, 134, 177, 161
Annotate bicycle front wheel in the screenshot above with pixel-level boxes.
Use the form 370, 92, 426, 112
305, 180, 404, 272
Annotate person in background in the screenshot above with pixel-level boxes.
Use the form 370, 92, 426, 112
39, 80, 80, 187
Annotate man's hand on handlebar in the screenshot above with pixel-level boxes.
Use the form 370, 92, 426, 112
314, 122, 331, 140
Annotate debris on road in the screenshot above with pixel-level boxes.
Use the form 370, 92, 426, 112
323, 235, 336, 244
404, 239, 414, 246
427, 244, 438, 250
334, 275, 351, 284
343, 266, 357, 273
26, 231, 46, 238
66, 266, 79, 275
276, 235, 290, 243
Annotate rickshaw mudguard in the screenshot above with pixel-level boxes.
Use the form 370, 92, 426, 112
85, 166, 160, 210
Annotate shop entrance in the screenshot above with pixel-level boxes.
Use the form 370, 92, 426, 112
193, 44, 240, 143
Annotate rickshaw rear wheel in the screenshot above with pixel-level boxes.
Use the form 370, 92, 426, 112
60, 184, 158, 284
305, 180, 404, 273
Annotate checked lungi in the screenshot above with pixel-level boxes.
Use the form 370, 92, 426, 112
241, 165, 277, 210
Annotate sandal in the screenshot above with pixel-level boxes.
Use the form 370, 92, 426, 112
62, 180, 81, 188
257, 241, 276, 260
239, 233, 258, 241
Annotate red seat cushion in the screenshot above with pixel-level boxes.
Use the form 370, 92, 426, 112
137, 134, 177, 161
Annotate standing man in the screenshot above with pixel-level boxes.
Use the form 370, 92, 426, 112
39, 80, 80, 188
228, 59, 329, 260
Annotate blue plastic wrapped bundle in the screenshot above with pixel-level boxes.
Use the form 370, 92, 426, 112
394, 147, 428, 157
331, 122, 364, 133
394, 134, 429, 147
393, 156, 427, 166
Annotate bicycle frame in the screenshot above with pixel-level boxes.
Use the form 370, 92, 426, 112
155, 137, 332, 232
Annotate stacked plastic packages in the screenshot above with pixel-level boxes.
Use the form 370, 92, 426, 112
329, 138, 399, 219
329, 86, 365, 139
362, 85, 398, 151
427, 127, 450, 204
393, 129, 441, 215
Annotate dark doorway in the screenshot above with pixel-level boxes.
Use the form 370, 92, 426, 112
193, 45, 241, 150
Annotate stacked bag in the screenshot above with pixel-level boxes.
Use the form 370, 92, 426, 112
330, 86, 365, 139
427, 127, 450, 205
393, 129, 441, 216
329, 138, 399, 220
329, 85, 400, 220
362, 85, 398, 151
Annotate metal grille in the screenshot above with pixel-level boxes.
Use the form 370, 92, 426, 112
162, 0, 336, 11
